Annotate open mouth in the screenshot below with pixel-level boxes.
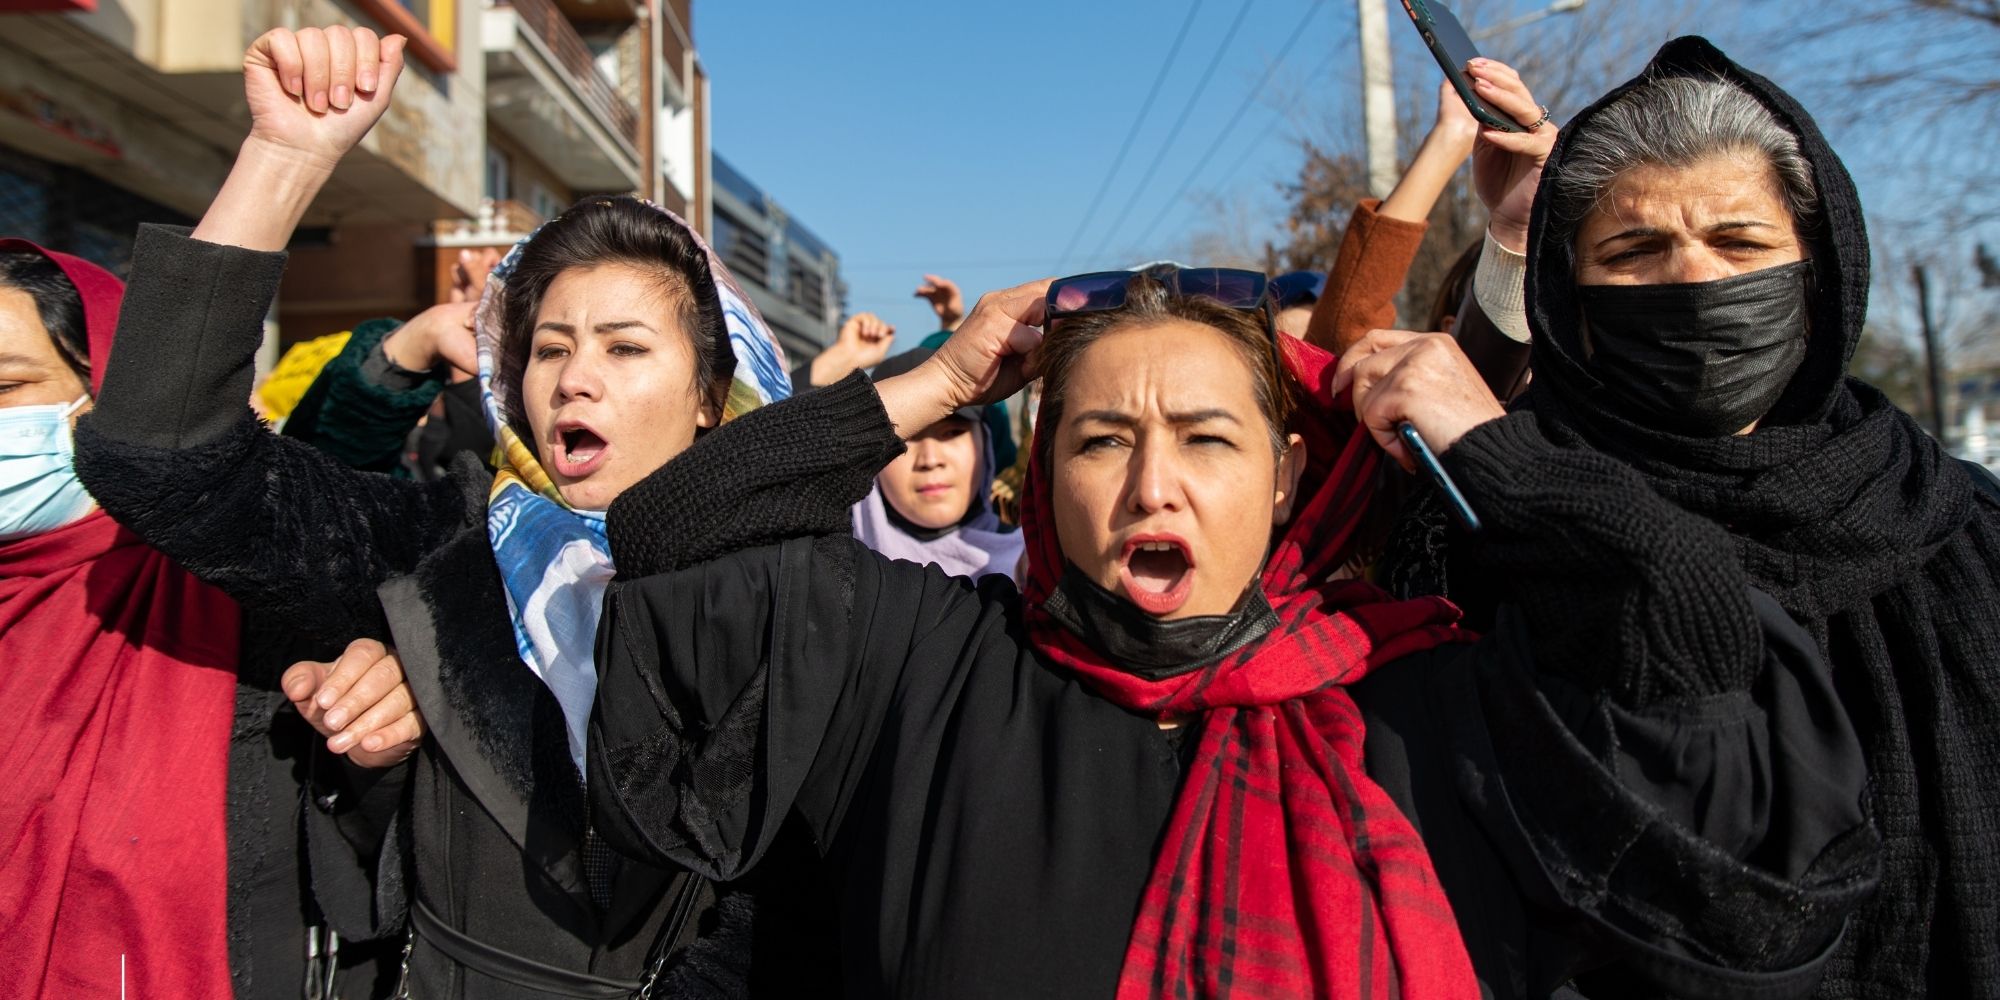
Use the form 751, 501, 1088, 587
552, 425, 609, 478
1119, 534, 1196, 616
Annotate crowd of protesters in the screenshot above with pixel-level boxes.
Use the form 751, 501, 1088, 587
3, 20, 1998, 1000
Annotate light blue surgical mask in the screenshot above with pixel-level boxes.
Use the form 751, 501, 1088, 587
0, 396, 96, 542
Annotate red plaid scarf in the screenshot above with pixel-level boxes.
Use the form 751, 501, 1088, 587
1020, 334, 1481, 998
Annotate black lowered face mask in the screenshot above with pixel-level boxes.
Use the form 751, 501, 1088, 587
1577, 260, 1811, 437
1042, 562, 1277, 679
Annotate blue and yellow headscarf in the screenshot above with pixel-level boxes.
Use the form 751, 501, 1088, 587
473, 200, 791, 774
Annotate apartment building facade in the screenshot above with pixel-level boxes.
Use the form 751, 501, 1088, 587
0, 0, 736, 353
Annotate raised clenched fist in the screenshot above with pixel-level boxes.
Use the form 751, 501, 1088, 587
243, 26, 408, 172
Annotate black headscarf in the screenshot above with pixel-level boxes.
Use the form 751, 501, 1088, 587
1510, 37, 2000, 998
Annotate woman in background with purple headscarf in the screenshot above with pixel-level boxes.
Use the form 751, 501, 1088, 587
854, 347, 1024, 583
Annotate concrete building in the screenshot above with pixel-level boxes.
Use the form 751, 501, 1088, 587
711, 152, 845, 364
0, 0, 718, 352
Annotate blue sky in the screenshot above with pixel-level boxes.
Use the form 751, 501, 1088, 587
695, 0, 1341, 346
693, 1, 1984, 355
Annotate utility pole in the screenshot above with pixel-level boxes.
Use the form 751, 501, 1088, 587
1357, 0, 1398, 199
637, 0, 658, 203
1915, 263, 1948, 440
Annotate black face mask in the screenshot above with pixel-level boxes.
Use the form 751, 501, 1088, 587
1577, 260, 1811, 437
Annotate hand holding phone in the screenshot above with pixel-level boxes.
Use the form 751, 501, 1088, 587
1400, 0, 1525, 133
1398, 422, 1482, 535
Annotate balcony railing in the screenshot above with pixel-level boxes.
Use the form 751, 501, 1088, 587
494, 0, 639, 147
435, 198, 546, 243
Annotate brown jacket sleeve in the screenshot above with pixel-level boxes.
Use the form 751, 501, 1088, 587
1302, 198, 1429, 355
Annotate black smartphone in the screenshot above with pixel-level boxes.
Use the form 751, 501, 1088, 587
1400, 0, 1526, 133
1398, 422, 1483, 535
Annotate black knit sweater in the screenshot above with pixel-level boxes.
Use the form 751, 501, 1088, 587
1401, 37, 2000, 1000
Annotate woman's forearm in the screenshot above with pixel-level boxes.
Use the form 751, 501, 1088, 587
190, 137, 335, 252
1379, 129, 1474, 224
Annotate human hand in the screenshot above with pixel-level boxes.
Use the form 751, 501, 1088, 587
1467, 58, 1556, 254
914, 274, 967, 330
450, 247, 505, 304
875, 278, 1051, 435
382, 301, 478, 377
243, 26, 408, 173
839, 312, 896, 369
1430, 77, 1480, 153
1331, 329, 1506, 471
283, 638, 425, 768
811, 312, 895, 385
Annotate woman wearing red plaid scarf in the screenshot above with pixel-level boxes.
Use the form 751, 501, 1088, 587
587, 267, 1877, 999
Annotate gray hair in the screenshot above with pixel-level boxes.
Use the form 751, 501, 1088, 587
1549, 74, 1819, 246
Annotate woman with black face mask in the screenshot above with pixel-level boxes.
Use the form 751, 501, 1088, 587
1351, 37, 2000, 1000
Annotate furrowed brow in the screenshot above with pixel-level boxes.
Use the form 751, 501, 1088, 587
1594, 226, 1667, 249
1072, 409, 1139, 428
1165, 408, 1239, 426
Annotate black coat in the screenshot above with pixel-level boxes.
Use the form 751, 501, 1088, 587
73, 225, 742, 999
590, 373, 1879, 999
1382, 37, 2000, 999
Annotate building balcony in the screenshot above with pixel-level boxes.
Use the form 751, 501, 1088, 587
483, 0, 640, 193
0, 0, 485, 224
433, 197, 544, 246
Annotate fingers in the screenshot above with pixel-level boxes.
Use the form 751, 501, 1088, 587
356, 709, 424, 756
283, 658, 329, 709
1433, 77, 1476, 131
976, 277, 1055, 331
1346, 334, 1507, 465
352, 26, 381, 96
1330, 328, 1423, 397
326, 26, 357, 110
297, 27, 331, 113
311, 637, 387, 719
430, 303, 480, 374
843, 312, 893, 344
321, 649, 402, 734
1468, 58, 1543, 130
329, 682, 414, 754
377, 35, 409, 102
1478, 127, 1554, 156
257, 28, 307, 101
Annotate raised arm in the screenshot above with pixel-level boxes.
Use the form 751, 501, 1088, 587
71, 27, 466, 644
1303, 79, 1475, 355
593, 281, 1051, 876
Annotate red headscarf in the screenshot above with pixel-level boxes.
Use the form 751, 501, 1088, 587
0, 241, 239, 999
1020, 333, 1481, 998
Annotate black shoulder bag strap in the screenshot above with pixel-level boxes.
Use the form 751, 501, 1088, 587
632, 870, 708, 999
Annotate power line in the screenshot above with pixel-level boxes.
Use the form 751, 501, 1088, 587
1051, 0, 1208, 275
1127, 1, 1329, 255
842, 258, 1063, 273
1081, 0, 1262, 268
1205, 47, 1340, 194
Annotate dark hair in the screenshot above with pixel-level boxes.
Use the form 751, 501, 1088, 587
0, 251, 89, 385
1035, 273, 1294, 465
493, 196, 733, 450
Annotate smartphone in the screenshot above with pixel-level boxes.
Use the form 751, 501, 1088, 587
1400, 0, 1526, 133
1398, 422, 1483, 535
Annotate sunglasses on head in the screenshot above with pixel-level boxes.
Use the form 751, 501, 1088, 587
1044, 265, 1276, 339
